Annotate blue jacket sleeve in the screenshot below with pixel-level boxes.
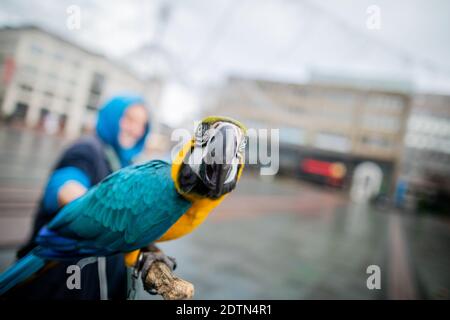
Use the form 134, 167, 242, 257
42, 166, 91, 212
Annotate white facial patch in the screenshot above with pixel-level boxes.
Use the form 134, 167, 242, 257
188, 121, 245, 182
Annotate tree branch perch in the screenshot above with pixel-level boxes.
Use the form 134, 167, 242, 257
143, 261, 194, 300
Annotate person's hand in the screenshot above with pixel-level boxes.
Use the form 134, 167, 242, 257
58, 181, 87, 207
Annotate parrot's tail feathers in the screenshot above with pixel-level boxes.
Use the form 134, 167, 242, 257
0, 251, 46, 295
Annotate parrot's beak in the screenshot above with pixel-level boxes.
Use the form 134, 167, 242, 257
201, 123, 239, 199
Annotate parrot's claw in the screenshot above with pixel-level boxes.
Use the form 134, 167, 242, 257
137, 251, 177, 294
142, 251, 177, 271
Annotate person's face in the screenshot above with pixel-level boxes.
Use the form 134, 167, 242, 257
118, 104, 148, 148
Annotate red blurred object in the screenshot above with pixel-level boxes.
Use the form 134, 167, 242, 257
301, 158, 346, 179
302, 159, 333, 177
2, 57, 15, 85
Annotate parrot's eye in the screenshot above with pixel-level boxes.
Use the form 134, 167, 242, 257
238, 137, 247, 153
195, 124, 202, 139
195, 124, 209, 146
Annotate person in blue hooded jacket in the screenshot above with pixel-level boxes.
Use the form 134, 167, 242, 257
11, 95, 151, 299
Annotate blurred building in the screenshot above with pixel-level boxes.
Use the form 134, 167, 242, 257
399, 94, 450, 211
209, 76, 412, 196
0, 26, 161, 137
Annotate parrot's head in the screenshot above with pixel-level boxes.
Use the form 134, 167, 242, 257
172, 116, 247, 201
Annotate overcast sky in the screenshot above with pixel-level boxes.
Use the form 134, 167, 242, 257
1, 0, 450, 124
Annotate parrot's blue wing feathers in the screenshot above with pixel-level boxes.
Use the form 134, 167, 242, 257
37, 160, 191, 259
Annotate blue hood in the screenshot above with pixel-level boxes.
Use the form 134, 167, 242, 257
96, 95, 150, 167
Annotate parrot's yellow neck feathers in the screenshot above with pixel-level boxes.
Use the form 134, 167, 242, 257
171, 139, 193, 199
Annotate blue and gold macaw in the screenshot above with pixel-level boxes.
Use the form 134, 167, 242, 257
0, 116, 247, 295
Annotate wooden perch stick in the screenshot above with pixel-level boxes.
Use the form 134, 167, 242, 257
143, 261, 194, 300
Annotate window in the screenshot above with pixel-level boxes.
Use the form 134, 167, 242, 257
86, 94, 100, 110
318, 107, 353, 126
361, 135, 392, 150
408, 115, 450, 138
361, 114, 400, 132
44, 91, 54, 98
314, 133, 351, 152
22, 65, 38, 75
280, 127, 306, 146
367, 95, 404, 112
30, 44, 43, 55
19, 84, 33, 92
91, 72, 105, 94
86, 72, 106, 110
11, 102, 29, 122
406, 133, 450, 154
327, 91, 356, 106
86, 104, 98, 111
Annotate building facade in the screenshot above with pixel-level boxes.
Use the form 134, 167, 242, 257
399, 94, 450, 211
0, 26, 160, 137
209, 76, 412, 196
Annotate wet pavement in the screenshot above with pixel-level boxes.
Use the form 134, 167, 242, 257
0, 126, 449, 299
